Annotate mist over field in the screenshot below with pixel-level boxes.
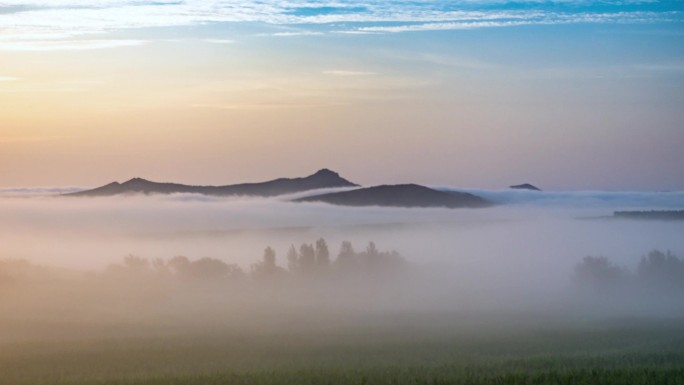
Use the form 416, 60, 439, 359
1, 189, 683, 384
2, 188, 683, 323
2, 0, 683, 381
2, 188, 682, 268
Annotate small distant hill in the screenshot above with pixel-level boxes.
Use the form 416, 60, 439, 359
509, 183, 542, 191
66, 169, 358, 197
296, 184, 491, 209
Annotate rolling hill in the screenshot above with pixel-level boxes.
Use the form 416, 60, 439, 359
67, 169, 358, 197
296, 184, 491, 209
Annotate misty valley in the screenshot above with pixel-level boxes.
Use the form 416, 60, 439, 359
1, 179, 683, 384
3, 0, 683, 382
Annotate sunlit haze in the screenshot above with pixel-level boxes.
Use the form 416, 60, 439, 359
1, 2, 684, 384
1, 0, 683, 190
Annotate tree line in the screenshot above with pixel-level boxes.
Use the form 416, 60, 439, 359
575, 249, 684, 293
105, 238, 405, 282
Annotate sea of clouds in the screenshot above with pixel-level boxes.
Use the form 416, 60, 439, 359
0, 186, 682, 332
1, 186, 682, 276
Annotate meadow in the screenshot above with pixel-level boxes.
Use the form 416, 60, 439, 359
1, 314, 683, 385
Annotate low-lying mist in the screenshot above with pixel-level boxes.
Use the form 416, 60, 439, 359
1, 189, 683, 343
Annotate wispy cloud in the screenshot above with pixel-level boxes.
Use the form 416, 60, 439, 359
358, 21, 534, 33
438, 187, 684, 209
356, 11, 680, 33
0, 39, 148, 51
0, 76, 21, 82
270, 31, 324, 37
0, 1, 679, 46
333, 30, 382, 35
0, 186, 83, 197
202, 39, 235, 44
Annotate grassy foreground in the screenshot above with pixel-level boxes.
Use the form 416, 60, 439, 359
1, 316, 683, 385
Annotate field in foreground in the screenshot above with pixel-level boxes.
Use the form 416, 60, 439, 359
1, 315, 683, 385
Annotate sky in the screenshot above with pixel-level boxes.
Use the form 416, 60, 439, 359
1, 0, 683, 191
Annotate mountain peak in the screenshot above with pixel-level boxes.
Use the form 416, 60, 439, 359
301, 169, 357, 189
310, 168, 339, 178
121, 177, 153, 186
510, 183, 542, 191
67, 170, 357, 197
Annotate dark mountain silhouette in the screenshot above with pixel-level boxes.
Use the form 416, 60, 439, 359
67, 169, 358, 197
296, 184, 491, 209
509, 183, 541, 191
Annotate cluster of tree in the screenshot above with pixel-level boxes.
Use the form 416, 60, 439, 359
106, 239, 405, 282
248, 238, 405, 279
0, 259, 45, 285
106, 254, 244, 281
575, 250, 684, 293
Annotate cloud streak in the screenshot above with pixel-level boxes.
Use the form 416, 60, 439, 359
0, 1, 680, 48
270, 31, 324, 37
357, 11, 681, 33
0, 187, 83, 197
436, 187, 684, 209
202, 39, 235, 44
0, 39, 148, 51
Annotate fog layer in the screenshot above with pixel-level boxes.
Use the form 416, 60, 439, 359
1, 189, 683, 342
1, 190, 682, 271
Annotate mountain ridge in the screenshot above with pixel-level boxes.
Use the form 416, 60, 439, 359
296, 184, 491, 209
66, 169, 358, 197
66, 169, 493, 209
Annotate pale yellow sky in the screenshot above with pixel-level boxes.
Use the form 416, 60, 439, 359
1, 3, 683, 190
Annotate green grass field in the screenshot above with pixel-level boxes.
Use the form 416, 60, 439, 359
2, 315, 683, 385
